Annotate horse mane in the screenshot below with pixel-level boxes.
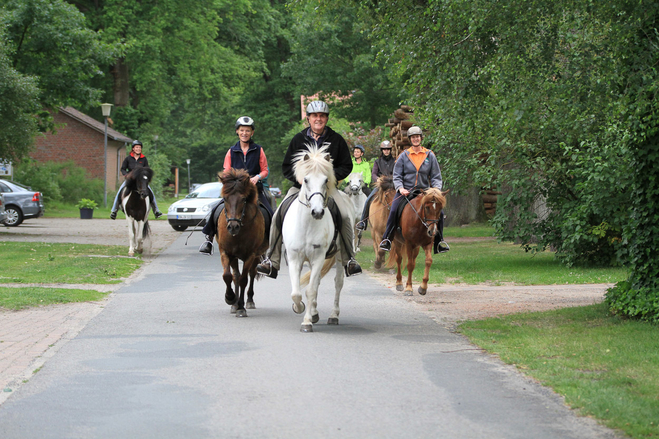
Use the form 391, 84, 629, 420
218, 168, 257, 204
293, 144, 337, 196
375, 175, 394, 204
422, 187, 446, 208
124, 166, 153, 190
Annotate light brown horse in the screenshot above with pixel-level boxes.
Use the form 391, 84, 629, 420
368, 175, 396, 270
384, 188, 447, 295
217, 169, 268, 317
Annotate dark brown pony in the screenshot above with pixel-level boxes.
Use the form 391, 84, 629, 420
384, 188, 447, 295
368, 175, 395, 270
217, 169, 268, 317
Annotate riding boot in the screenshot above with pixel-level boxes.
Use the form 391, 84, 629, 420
110, 211, 117, 220
379, 239, 392, 252
433, 211, 449, 254
344, 258, 362, 277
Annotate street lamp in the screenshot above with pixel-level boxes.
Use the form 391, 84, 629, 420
101, 103, 113, 208
186, 159, 191, 193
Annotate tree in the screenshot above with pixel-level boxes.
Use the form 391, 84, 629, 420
0, 22, 39, 162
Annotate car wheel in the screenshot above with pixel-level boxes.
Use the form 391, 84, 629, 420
5, 206, 23, 227
171, 224, 188, 231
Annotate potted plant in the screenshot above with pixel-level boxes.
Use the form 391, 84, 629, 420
75, 198, 98, 219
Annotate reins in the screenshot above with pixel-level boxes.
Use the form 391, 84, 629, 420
224, 198, 248, 225
405, 192, 441, 230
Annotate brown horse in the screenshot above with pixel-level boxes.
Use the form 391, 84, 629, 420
368, 175, 396, 270
384, 188, 447, 295
217, 169, 268, 317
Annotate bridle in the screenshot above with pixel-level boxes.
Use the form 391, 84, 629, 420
224, 198, 248, 226
406, 193, 441, 230
298, 186, 328, 209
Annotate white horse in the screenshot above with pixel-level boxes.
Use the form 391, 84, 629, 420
283, 145, 353, 332
344, 172, 367, 251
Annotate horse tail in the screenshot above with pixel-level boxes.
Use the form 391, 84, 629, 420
299, 256, 337, 287
385, 244, 406, 269
142, 220, 151, 239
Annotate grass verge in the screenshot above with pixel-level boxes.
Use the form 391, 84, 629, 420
44, 197, 182, 219
0, 287, 108, 310
357, 229, 627, 285
0, 242, 142, 284
459, 303, 659, 439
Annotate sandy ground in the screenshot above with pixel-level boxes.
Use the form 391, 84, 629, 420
2, 218, 610, 325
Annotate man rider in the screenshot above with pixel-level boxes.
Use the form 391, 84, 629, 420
256, 100, 362, 278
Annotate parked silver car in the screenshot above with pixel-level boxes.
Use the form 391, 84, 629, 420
0, 193, 7, 225
167, 182, 223, 231
0, 180, 44, 226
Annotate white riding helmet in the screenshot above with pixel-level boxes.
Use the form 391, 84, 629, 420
379, 140, 392, 149
235, 116, 255, 130
306, 100, 330, 115
407, 126, 423, 138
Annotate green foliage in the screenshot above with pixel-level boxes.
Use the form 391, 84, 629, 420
74, 198, 98, 209
0, 287, 107, 310
0, 20, 40, 162
13, 159, 103, 204
142, 151, 170, 199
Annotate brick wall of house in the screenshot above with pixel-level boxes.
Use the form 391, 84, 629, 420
31, 112, 125, 191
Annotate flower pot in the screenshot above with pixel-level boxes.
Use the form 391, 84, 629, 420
79, 208, 94, 219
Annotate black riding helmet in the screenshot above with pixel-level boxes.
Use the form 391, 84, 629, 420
131, 140, 143, 150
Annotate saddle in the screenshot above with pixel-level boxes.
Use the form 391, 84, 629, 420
394, 189, 423, 236
277, 193, 342, 259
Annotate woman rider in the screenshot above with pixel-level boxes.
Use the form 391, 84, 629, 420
110, 140, 162, 220
199, 116, 273, 255
356, 140, 395, 232
351, 144, 371, 195
378, 126, 450, 254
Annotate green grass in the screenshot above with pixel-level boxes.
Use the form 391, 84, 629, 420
0, 287, 108, 310
444, 223, 496, 238
0, 242, 142, 284
357, 228, 628, 285
460, 304, 659, 439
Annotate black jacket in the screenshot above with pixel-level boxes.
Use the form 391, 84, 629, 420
282, 126, 352, 188
120, 153, 149, 176
371, 154, 395, 183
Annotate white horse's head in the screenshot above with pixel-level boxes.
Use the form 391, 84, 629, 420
346, 172, 364, 196
294, 144, 336, 220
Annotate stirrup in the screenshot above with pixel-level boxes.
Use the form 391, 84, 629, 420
355, 220, 367, 231
379, 239, 391, 252
154, 211, 163, 219
344, 258, 362, 277
435, 240, 450, 254
199, 240, 213, 255
256, 259, 278, 279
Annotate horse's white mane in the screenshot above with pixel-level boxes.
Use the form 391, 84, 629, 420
293, 144, 337, 194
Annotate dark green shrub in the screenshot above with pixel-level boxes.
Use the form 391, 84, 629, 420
13, 160, 103, 204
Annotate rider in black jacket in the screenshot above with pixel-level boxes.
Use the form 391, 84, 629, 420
256, 100, 362, 279
110, 140, 162, 220
356, 140, 394, 232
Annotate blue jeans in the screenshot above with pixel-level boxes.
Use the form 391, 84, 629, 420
111, 181, 159, 213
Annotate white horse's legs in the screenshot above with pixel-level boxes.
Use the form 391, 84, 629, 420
328, 257, 343, 324
289, 257, 305, 315
301, 259, 323, 332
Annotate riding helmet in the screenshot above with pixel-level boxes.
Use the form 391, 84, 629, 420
306, 100, 330, 115
379, 140, 392, 149
354, 144, 365, 154
407, 126, 424, 138
235, 116, 255, 130
131, 140, 143, 148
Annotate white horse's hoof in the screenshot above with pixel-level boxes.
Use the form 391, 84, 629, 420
327, 317, 339, 325
404, 290, 413, 296
292, 302, 305, 314
311, 313, 319, 323
418, 287, 427, 295
396, 284, 404, 291
236, 309, 248, 318
246, 302, 255, 309
230, 304, 238, 313
300, 324, 313, 333
128, 252, 134, 257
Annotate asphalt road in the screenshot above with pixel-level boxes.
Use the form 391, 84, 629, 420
0, 233, 619, 438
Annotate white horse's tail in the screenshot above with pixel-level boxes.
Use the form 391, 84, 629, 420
299, 255, 337, 287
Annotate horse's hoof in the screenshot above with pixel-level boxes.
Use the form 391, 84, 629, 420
327, 318, 339, 325
236, 309, 248, 318
311, 313, 319, 324
418, 287, 427, 295
246, 302, 255, 309
300, 324, 313, 333
128, 252, 134, 257
136, 249, 143, 254
404, 290, 413, 296
396, 284, 404, 291
225, 294, 236, 305
230, 304, 238, 314
374, 261, 382, 270
292, 302, 305, 314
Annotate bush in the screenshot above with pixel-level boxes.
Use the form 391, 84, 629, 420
14, 160, 104, 204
